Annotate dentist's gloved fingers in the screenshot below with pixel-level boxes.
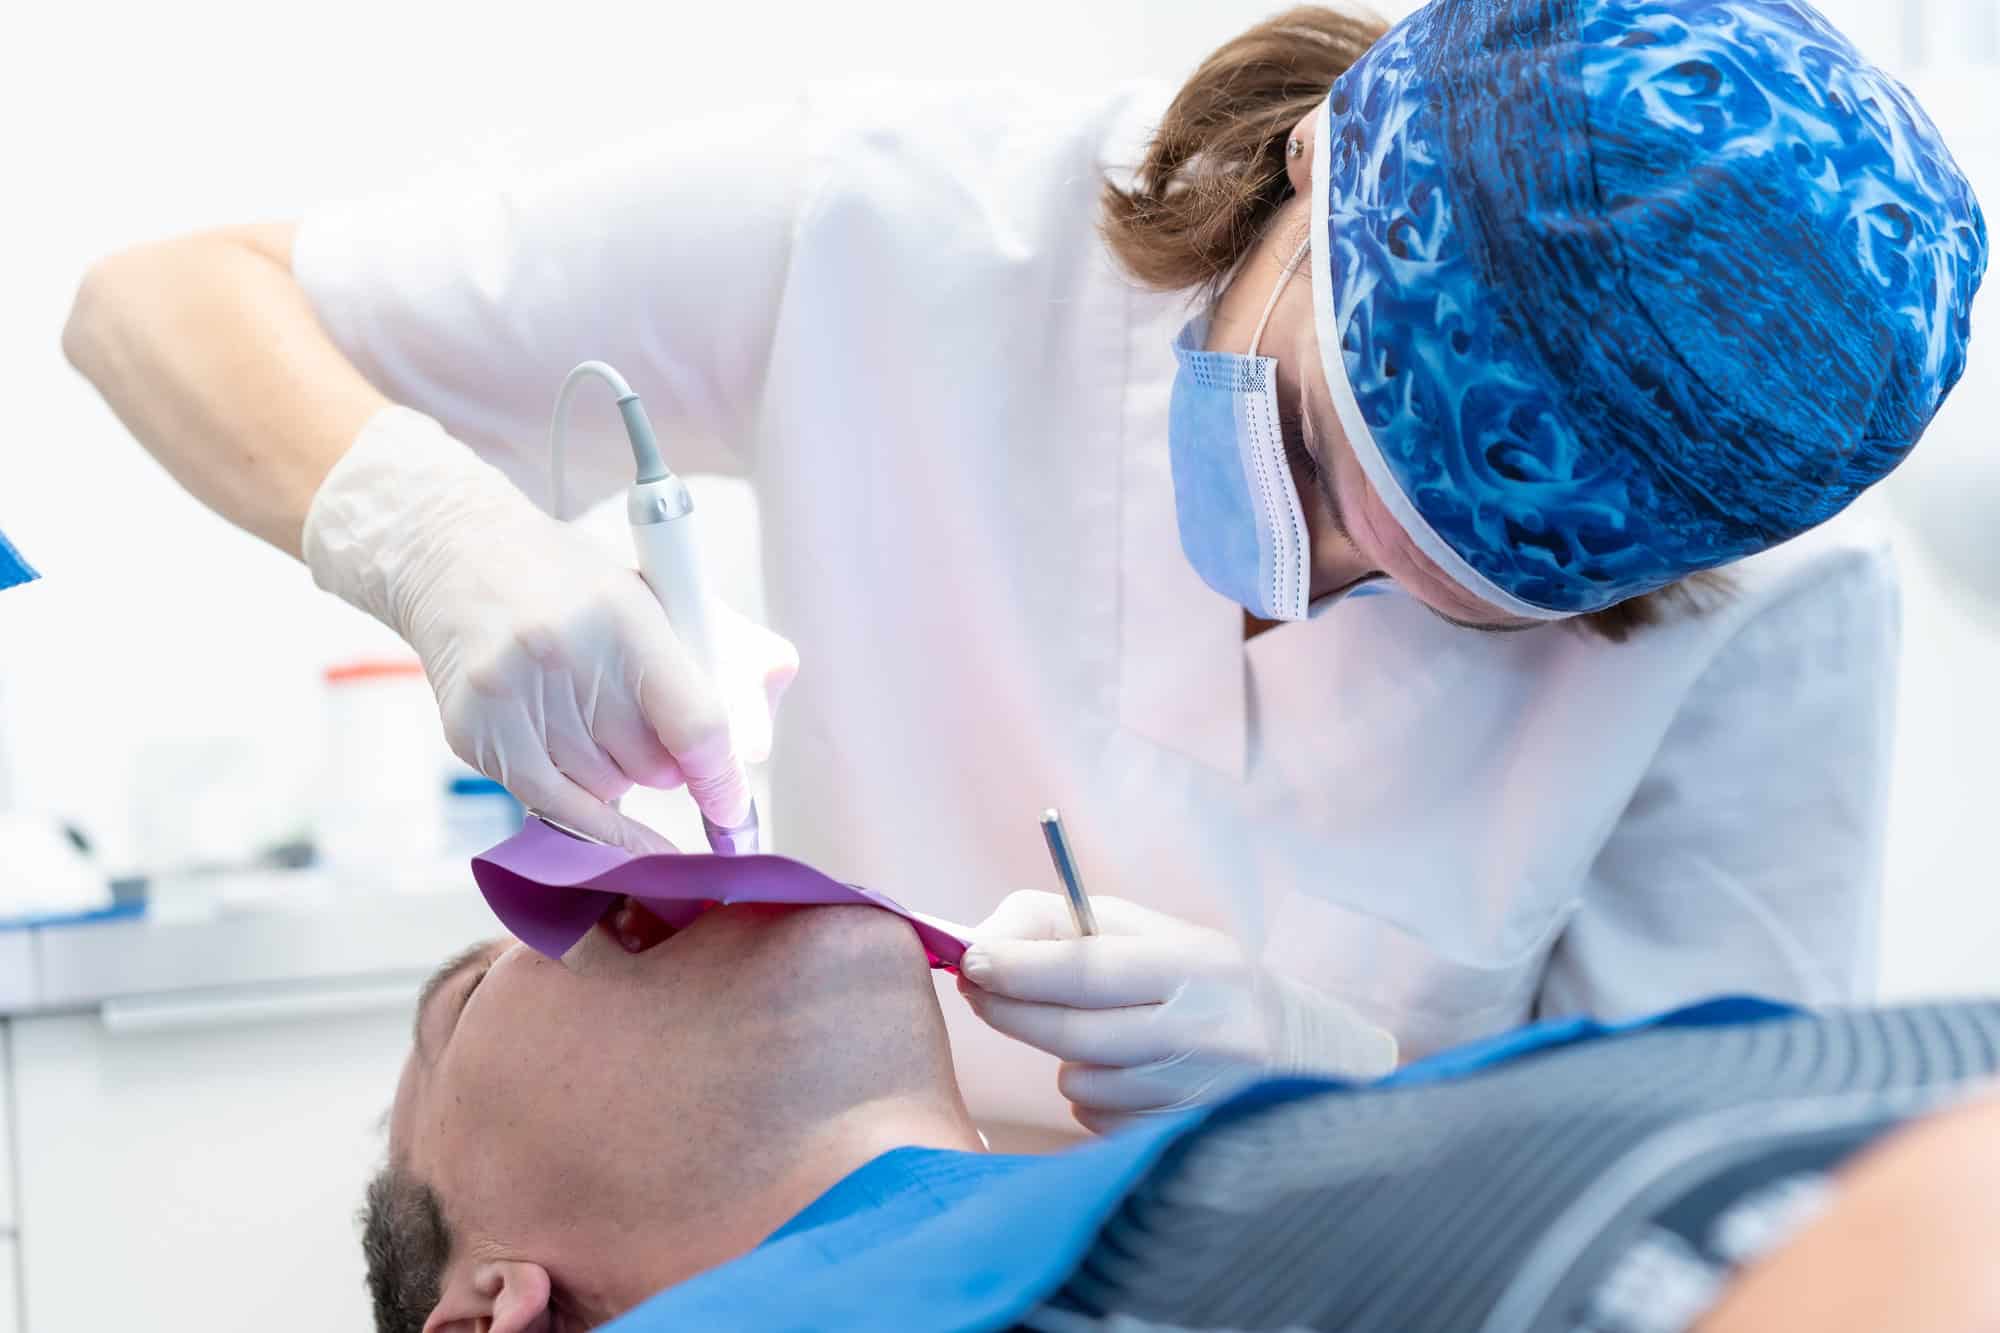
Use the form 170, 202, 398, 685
528, 772, 675, 854
762, 635, 800, 714
726, 676, 775, 768
969, 890, 1078, 942
303, 412, 798, 842
959, 934, 1193, 1008
632, 633, 751, 827
541, 680, 635, 805
617, 747, 686, 795
1058, 1060, 1176, 1115
441, 683, 664, 850
956, 984, 1182, 1067
496, 741, 677, 855
725, 615, 800, 765
971, 890, 1204, 943
1072, 1106, 1141, 1137
584, 683, 686, 791
1057, 1059, 1254, 1115
679, 737, 752, 828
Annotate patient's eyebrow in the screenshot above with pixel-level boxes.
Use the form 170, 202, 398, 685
413, 941, 500, 1061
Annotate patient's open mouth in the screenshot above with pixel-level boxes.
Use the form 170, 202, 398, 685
602, 896, 680, 954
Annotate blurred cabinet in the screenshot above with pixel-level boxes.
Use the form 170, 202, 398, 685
7, 993, 418, 1333
0, 887, 498, 1331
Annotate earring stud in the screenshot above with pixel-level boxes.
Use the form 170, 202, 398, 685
1286, 136, 1305, 160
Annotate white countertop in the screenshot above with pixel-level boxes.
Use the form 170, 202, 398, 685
0, 877, 500, 1018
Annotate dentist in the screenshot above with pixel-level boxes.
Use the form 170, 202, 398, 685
63, 0, 1985, 1132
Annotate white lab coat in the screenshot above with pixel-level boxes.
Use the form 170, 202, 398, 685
294, 81, 1898, 1130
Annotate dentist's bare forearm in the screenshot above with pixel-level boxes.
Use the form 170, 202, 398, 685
61, 223, 387, 558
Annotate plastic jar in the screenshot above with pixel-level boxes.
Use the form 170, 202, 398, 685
317, 660, 449, 892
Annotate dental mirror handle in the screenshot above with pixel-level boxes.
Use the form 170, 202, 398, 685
1039, 808, 1099, 937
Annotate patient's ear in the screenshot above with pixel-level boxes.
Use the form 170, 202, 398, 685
423, 1259, 553, 1333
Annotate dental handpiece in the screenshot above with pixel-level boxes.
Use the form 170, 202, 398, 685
630, 479, 762, 855
552, 361, 762, 856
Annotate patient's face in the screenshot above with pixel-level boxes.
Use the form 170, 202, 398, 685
390, 901, 965, 1317
392, 911, 765, 1282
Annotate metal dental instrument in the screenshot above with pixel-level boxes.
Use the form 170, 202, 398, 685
527, 810, 609, 845
549, 360, 761, 856
1038, 808, 1099, 937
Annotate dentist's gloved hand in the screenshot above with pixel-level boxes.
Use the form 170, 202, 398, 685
303, 406, 798, 852
957, 891, 1399, 1134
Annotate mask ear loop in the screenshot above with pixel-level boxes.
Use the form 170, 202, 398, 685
1246, 238, 1312, 357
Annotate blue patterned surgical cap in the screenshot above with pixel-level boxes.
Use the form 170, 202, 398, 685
1309, 0, 1987, 616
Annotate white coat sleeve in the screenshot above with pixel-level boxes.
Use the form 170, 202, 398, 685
290, 102, 807, 504
1536, 543, 1901, 1018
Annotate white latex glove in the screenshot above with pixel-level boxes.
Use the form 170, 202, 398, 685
304, 406, 798, 851
957, 891, 1399, 1134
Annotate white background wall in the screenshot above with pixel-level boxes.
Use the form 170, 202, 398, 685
0, 5, 1995, 960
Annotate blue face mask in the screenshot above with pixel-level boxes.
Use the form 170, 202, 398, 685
1167, 241, 1315, 621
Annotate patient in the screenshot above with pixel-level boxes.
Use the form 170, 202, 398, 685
369, 899, 2000, 1333
372, 903, 981, 1330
